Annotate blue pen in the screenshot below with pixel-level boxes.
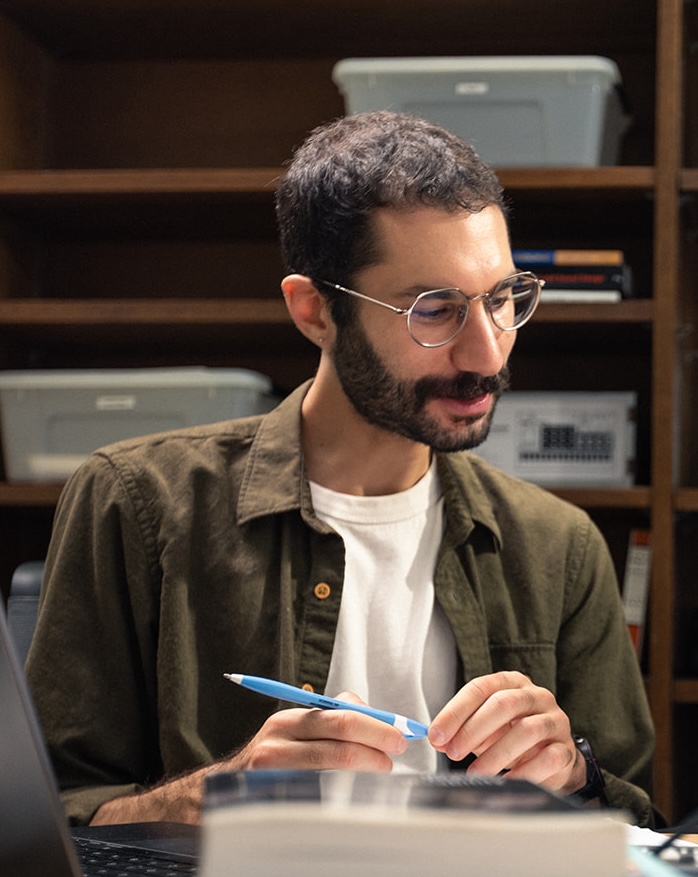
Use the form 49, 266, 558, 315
224, 672, 429, 739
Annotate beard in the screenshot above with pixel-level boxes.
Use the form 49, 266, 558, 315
331, 317, 511, 452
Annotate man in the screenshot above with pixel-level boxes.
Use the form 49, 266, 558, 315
26, 111, 659, 828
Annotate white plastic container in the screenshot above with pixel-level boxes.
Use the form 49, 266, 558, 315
472, 391, 637, 486
0, 367, 278, 482
332, 56, 630, 167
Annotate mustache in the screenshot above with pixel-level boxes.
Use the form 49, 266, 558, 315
414, 366, 511, 405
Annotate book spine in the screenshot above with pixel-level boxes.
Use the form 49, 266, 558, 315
540, 289, 622, 303
535, 265, 633, 294
513, 249, 625, 266
622, 529, 652, 658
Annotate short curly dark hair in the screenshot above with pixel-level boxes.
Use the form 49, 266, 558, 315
275, 111, 506, 325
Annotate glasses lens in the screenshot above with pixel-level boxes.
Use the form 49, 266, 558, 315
408, 289, 468, 347
488, 273, 540, 330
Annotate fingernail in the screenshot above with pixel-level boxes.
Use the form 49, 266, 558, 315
429, 728, 445, 746
394, 736, 409, 755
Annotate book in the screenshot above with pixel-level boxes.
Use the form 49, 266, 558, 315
513, 248, 625, 266
534, 264, 633, 295
622, 529, 652, 657
540, 288, 622, 303
199, 770, 628, 877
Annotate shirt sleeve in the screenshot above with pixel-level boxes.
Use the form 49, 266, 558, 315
554, 516, 664, 828
26, 452, 161, 825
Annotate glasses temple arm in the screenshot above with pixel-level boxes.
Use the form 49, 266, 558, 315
321, 281, 408, 315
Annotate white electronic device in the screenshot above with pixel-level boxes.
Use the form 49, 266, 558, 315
473, 392, 637, 487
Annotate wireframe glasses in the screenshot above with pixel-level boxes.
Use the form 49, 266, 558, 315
319, 272, 543, 348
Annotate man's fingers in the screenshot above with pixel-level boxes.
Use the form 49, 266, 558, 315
242, 735, 396, 772
289, 706, 408, 754
427, 671, 579, 792
431, 678, 543, 759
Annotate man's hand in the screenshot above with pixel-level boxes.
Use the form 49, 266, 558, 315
428, 671, 587, 795
90, 692, 407, 826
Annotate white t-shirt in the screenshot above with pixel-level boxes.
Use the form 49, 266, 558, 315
310, 459, 457, 773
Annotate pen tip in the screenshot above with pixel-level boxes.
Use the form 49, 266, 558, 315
223, 673, 243, 684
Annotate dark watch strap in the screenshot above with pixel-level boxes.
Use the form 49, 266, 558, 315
572, 735, 606, 803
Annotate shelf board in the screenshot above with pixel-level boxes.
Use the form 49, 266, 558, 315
498, 167, 655, 192
0, 169, 286, 234
673, 679, 698, 704
535, 300, 652, 323
681, 169, 698, 191
0, 482, 64, 506
0, 167, 657, 235
676, 488, 698, 512
551, 487, 651, 509
0, 297, 654, 331
0, 167, 284, 197
0, 297, 291, 327
0, 166, 655, 202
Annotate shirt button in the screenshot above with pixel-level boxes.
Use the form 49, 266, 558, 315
301, 683, 314, 692
314, 582, 331, 600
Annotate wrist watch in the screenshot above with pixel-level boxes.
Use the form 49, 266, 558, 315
572, 735, 606, 803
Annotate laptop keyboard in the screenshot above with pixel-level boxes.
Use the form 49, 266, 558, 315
74, 836, 196, 876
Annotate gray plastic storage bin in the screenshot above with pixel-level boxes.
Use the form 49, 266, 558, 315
0, 367, 278, 482
332, 56, 630, 167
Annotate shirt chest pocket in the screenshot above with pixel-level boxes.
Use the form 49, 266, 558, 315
487, 643, 557, 693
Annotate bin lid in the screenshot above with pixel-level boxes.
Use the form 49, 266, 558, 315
0, 367, 273, 392
333, 55, 622, 85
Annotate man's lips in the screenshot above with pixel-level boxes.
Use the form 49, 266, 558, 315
432, 392, 492, 418
414, 368, 510, 414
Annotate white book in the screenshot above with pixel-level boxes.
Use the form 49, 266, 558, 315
540, 288, 623, 303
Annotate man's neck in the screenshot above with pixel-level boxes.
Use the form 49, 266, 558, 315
300, 368, 431, 496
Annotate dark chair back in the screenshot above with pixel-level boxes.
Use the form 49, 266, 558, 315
7, 561, 45, 667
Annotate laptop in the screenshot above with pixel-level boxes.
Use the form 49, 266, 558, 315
0, 601, 199, 877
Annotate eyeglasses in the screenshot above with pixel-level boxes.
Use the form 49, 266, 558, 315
318, 272, 543, 348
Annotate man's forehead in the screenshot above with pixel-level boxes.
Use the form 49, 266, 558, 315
366, 204, 510, 268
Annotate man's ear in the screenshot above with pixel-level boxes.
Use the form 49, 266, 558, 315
281, 274, 335, 348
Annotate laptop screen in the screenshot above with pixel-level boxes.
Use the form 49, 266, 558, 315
0, 603, 80, 877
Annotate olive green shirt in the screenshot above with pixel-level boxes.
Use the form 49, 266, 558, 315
26, 381, 659, 827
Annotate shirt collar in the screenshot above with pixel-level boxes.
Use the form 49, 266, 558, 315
436, 453, 503, 550
236, 380, 314, 525
237, 378, 503, 549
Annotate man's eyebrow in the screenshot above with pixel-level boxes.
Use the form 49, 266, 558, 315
394, 271, 520, 301
398, 283, 459, 297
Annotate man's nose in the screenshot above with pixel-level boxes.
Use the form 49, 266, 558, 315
448, 299, 509, 376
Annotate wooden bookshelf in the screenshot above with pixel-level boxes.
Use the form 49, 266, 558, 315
0, 0, 694, 821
